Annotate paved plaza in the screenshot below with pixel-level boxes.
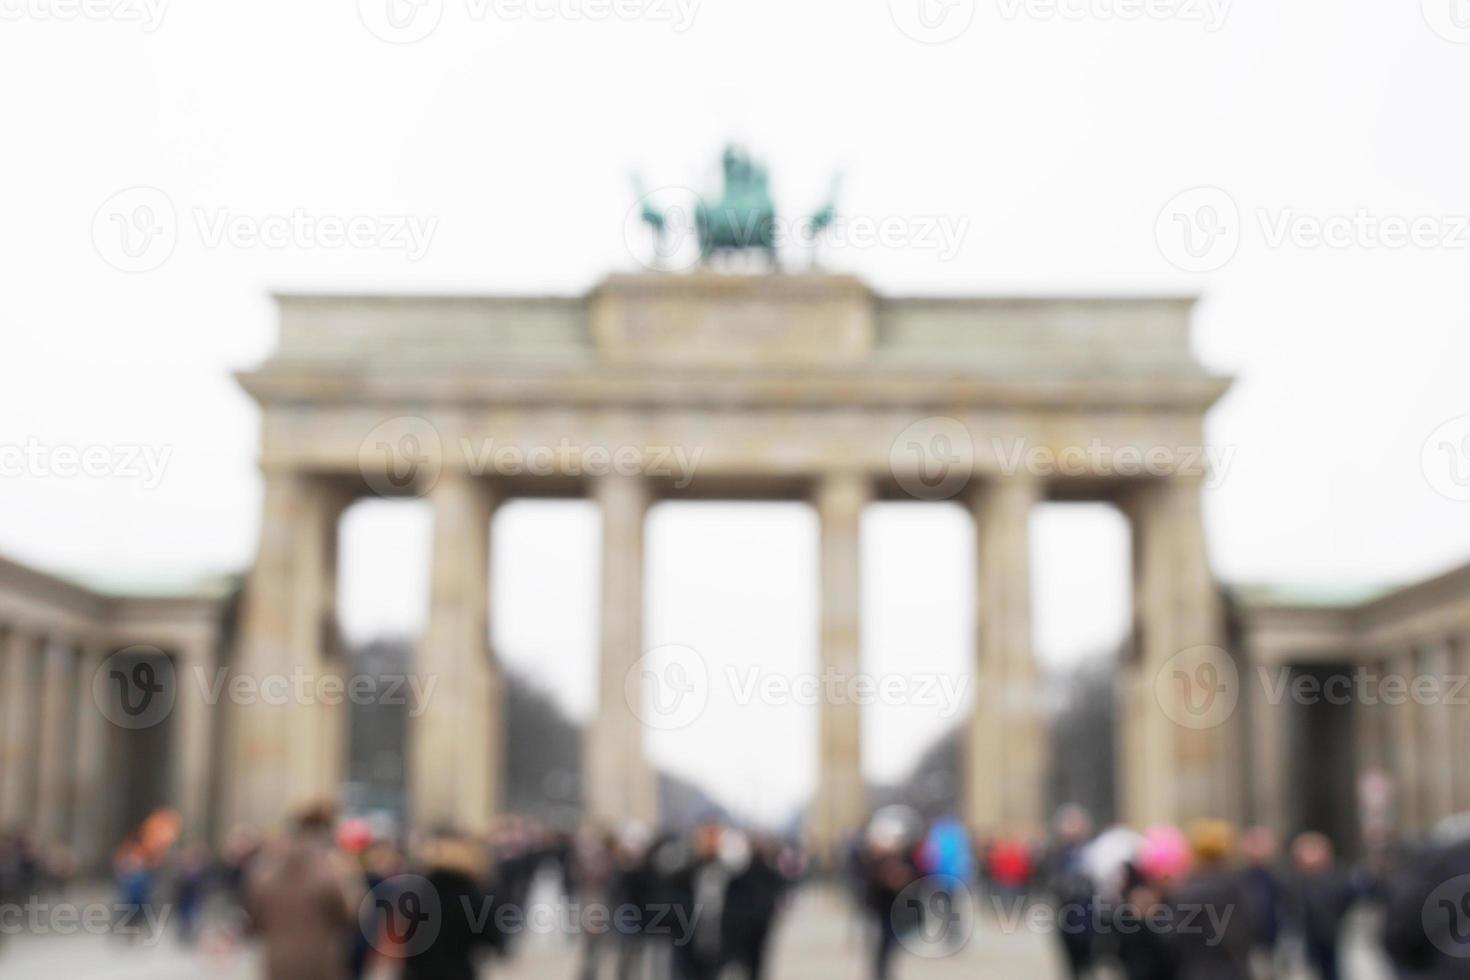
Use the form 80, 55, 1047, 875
0, 884, 1401, 980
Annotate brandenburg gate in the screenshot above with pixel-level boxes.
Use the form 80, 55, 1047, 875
227, 271, 1237, 854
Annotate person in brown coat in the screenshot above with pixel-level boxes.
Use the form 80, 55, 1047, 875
247, 804, 365, 980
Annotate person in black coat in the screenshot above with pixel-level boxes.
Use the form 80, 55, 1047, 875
719, 836, 790, 980
1113, 863, 1178, 980
399, 834, 498, 980
1285, 833, 1358, 980
1383, 830, 1470, 980
1168, 822, 1251, 980
664, 821, 730, 980
860, 829, 921, 980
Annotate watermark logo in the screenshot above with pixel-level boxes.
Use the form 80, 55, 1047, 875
358, 417, 705, 497
893, 876, 974, 957
92, 186, 178, 273
1255, 665, 1470, 709
993, 437, 1233, 486
890, 417, 975, 501
92, 646, 176, 730
1422, 0, 1470, 43
0, 439, 172, 488
92, 188, 436, 271
358, 0, 445, 43
0, 898, 171, 943
1156, 186, 1240, 273
359, 0, 699, 43
1155, 645, 1238, 729
362, 875, 442, 957
0, 0, 169, 31
624, 644, 708, 731
890, 0, 976, 43
360, 416, 444, 498
995, 0, 1230, 31
1423, 416, 1470, 502
726, 666, 969, 717
625, 185, 705, 273
1423, 874, 1470, 958
624, 188, 970, 272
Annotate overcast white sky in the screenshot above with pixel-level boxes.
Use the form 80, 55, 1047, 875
3, 0, 1469, 823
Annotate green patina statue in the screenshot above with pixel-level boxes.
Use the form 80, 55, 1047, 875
634, 145, 840, 270
697, 145, 779, 265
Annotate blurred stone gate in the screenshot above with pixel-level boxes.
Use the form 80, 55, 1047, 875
1, 271, 1465, 866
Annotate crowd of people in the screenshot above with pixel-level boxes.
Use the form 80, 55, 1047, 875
90, 804, 808, 979
3, 800, 1470, 978
847, 803, 1470, 980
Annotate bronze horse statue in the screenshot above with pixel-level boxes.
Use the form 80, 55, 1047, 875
635, 145, 838, 269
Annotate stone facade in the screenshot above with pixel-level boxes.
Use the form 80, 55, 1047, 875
5, 270, 1447, 863
1237, 564, 1470, 845
230, 271, 1235, 856
0, 555, 226, 866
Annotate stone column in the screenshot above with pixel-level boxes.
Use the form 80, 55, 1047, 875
1453, 637, 1470, 815
72, 641, 113, 869
1122, 476, 1237, 827
1421, 642, 1456, 827
1248, 654, 1291, 836
1387, 648, 1422, 835
226, 471, 347, 832
34, 640, 78, 843
964, 476, 1045, 836
585, 474, 658, 828
0, 627, 41, 830
809, 472, 868, 860
410, 472, 500, 833
174, 639, 217, 846
1354, 656, 1390, 773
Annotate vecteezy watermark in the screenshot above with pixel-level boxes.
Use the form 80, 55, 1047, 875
358, 415, 706, 498
1257, 209, 1470, 252
1255, 665, 1470, 709
625, 644, 710, 731
1154, 645, 1239, 730
1155, 186, 1241, 273
92, 186, 437, 272
887, 417, 1234, 501
624, 646, 970, 731
93, 647, 177, 730
893, 876, 976, 957
93, 654, 440, 730
92, 186, 178, 273
995, 0, 1231, 31
993, 437, 1235, 488
1158, 186, 1470, 273
989, 894, 1237, 945
890, 417, 975, 502
0, 0, 168, 30
361, 876, 702, 957
889, 0, 977, 44
726, 666, 970, 717
1154, 656, 1470, 732
1421, 0, 1470, 44
0, 439, 172, 489
0, 898, 171, 944
1422, 874, 1470, 959
357, 0, 700, 44
623, 187, 970, 272
1423, 416, 1470, 502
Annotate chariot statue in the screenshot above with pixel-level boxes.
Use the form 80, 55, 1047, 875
634, 145, 840, 270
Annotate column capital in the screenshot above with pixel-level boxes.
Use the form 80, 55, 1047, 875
971, 473, 1043, 510
815, 471, 871, 515
593, 471, 651, 510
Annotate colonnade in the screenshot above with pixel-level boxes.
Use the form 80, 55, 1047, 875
0, 625, 215, 866
226, 464, 1231, 855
